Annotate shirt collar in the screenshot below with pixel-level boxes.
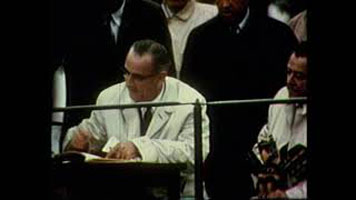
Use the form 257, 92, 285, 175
162, 0, 195, 21
151, 81, 166, 104
235, 7, 250, 34
287, 92, 307, 116
111, 0, 126, 25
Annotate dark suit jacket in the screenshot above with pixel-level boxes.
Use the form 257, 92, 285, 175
181, 9, 298, 199
58, 0, 174, 130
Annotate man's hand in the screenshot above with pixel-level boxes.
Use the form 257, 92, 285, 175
257, 173, 282, 198
267, 189, 287, 198
105, 142, 141, 160
65, 128, 91, 152
261, 148, 281, 165
261, 149, 270, 163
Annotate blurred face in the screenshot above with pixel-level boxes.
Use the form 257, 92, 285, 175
165, 0, 190, 13
286, 53, 308, 97
123, 49, 166, 102
216, 0, 249, 23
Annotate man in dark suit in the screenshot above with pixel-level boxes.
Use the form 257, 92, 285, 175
52, 0, 174, 137
181, 0, 298, 198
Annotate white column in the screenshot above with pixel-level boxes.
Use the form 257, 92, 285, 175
51, 66, 66, 155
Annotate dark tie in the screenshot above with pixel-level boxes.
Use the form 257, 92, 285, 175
139, 107, 153, 136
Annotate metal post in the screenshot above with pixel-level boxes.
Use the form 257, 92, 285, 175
194, 99, 203, 200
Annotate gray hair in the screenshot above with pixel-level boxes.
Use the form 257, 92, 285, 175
131, 39, 172, 73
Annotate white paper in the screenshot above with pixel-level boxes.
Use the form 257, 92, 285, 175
102, 137, 120, 153
80, 152, 102, 161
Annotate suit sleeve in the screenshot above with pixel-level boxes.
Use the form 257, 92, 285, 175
62, 92, 108, 153
252, 100, 275, 163
181, 28, 199, 86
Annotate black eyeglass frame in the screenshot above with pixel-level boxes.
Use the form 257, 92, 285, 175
121, 67, 159, 81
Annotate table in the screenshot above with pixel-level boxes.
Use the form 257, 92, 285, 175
51, 159, 187, 200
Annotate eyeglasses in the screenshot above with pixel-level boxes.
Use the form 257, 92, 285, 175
287, 68, 307, 81
121, 67, 158, 81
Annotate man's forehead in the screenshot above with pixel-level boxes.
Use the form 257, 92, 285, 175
288, 60, 307, 74
291, 53, 307, 61
126, 51, 154, 72
289, 53, 307, 65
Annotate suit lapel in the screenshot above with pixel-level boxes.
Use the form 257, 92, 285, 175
145, 107, 174, 138
116, 0, 132, 48
119, 88, 134, 132
100, 14, 116, 47
145, 78, 177, 137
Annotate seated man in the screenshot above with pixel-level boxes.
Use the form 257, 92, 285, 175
63, 39, 210, 198
251, 42, 307, 199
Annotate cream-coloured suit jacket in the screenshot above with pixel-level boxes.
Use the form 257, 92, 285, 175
63, 77, 210, 196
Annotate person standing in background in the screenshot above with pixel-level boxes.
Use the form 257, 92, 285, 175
161, 0, 217, 79
52, 0, 175, 141
181, 0, 298, 198
289, 9, 307, 42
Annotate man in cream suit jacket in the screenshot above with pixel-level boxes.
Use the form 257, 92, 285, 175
63, 39, 209, 198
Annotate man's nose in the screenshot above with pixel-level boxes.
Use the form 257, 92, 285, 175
287, 74, 295, 85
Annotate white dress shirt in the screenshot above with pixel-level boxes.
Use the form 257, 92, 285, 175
235, 7, 250, 34
268, 3, 290, 24
110, 0, 126, 43
162, 0, 217, 79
